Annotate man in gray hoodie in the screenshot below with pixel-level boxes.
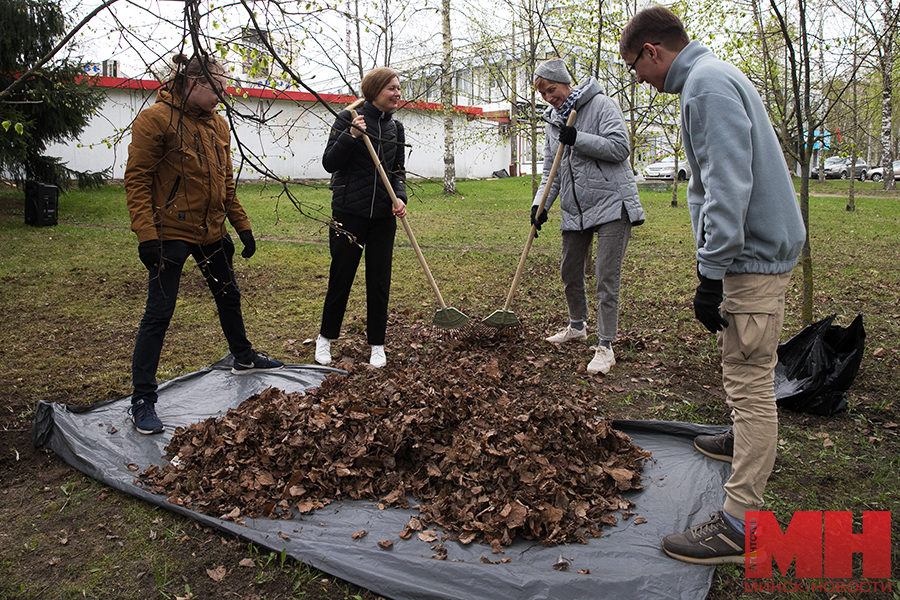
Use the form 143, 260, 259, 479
620, 6, 806, 565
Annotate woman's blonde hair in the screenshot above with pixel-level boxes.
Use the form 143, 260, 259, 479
361, 67, 400, 103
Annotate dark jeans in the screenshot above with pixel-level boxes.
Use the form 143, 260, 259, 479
132, 237, 252, 403
320, 211, 397, 345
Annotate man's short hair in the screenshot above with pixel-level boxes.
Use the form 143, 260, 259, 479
620, 5, 690, 57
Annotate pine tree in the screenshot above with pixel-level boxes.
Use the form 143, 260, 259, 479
0, 0, 107, 190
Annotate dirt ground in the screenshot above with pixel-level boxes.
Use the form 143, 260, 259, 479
1, 423, 390, 599
3, 310, 895, 599
0, 317, 693, 599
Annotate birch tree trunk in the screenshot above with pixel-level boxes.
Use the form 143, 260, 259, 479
441, 0, 456, 193
880, 0, 895, 190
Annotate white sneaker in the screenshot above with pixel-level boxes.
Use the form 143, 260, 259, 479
315, 335, 332, 365
545, 325, 588, 344
587, 345, 615, 374
369, 345, 386, 368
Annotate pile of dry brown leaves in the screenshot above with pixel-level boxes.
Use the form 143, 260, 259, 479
138, 322, 651, 550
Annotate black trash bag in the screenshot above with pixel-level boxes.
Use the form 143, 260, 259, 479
774, 313, 865, 416
31, 400, 56, 448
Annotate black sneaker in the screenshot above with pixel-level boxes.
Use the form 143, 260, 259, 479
694, 430, 734, 463
129, 398, 164, 435
231, 351, 285, 375
661, 511, 745, 565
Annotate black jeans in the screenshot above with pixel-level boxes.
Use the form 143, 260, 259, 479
131, 236, 252, 403
320, 211, 397, 345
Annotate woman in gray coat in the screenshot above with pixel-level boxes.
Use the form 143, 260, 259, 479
531, 58, 644, 374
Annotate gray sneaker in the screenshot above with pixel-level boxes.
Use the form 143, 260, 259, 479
694, 430, 734, 463
661, 511, 745, 565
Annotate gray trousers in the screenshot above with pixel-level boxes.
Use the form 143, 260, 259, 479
559, 208, 632, 342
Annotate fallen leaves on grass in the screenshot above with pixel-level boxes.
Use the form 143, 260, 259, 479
138, 323, 650, 548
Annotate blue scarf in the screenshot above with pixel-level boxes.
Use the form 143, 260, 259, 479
555, 86, 583, 121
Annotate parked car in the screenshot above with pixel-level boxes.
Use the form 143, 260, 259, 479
809, 156, 844, 179
643, 158, 690, 181
828, 158, 868, 181
866, 160, 900, 182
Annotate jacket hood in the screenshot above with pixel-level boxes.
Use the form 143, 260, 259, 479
541, 77, 603, 126
664, 40, 713, 94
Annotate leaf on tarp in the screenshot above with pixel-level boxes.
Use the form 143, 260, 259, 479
417, 530, 438, 543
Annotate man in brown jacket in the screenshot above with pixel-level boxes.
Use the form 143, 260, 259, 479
125, 53, 282, 435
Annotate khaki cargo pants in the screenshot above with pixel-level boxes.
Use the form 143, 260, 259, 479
719, 271, 793, 521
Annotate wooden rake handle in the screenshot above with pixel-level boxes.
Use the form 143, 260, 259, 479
501, 109, 578, 312
349, 106, 449, 310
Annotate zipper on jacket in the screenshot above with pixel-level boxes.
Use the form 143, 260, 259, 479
565, 145, 585, 229
213, 134, 223, 167
190, 132, 203, 167
369, 115, 384, 219
594, 158, 610, 182
164, 176, 182, 208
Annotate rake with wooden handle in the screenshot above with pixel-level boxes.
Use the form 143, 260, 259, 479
346, 101, 469, 330
483, 109, 578, 328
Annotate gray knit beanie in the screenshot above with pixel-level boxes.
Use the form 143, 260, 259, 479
534, 58, 571, 84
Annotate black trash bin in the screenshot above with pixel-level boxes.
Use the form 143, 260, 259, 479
24, 181, 58, 227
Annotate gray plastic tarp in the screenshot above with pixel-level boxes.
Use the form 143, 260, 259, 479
32, 357, 732, 600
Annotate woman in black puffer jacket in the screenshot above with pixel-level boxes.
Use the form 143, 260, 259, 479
316, 67, 407, 369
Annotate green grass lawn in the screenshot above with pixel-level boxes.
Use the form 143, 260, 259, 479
0, 176, 897, 599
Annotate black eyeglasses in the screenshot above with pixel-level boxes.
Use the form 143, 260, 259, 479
629, 42, 661, 72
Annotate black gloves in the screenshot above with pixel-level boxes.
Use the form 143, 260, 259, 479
693, 271, 729, 333
558, 124, 577, 146
531, 205, 548, 238
239, 230, 256, 259
138, 240, 162, 270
